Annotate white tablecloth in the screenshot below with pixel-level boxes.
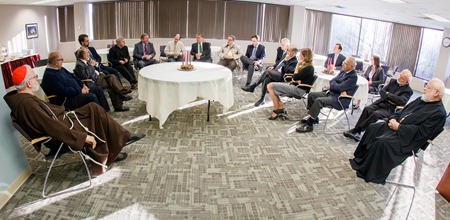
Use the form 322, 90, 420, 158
312, 66, 369, 107
443, 88, 450, 113
33, 63, 77, 100
313, 54, 371, 70
97, 48, 134, 64
184, 45, 221, 63
138, 62, 234, 128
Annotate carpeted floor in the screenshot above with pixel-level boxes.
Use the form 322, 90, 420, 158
1, 68, 449, 219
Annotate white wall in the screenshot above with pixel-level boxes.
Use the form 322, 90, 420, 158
0, 5, 58, 58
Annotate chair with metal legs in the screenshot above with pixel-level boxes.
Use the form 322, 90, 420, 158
12, 119, 92, 198
323, 85, 359, 134
385, 128, 444, 219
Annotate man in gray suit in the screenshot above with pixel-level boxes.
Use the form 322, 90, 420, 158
133, 33, 158, 69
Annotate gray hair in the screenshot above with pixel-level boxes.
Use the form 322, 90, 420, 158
400, 69, 413, 82
116, 36, 124, 44
15, 65, 34, 90
429, 78, 445, 99
347, 57, 356, 69
281, 38, 290, 45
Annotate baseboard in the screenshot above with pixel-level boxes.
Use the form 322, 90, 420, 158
0, 166, 32, 210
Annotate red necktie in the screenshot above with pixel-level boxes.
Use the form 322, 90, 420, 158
144, 44, 148, 55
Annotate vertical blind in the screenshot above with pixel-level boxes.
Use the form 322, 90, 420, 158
93, 3, 116, 40
57, 6, 75, 42
386, 23, 421, 72
304, 10, 332, 56
262, 4, 290, 42
224, 1, 259, 41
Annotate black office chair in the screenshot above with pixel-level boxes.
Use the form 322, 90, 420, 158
355, 61, 364, 72
34, 59, 48, 67
281, 74, 319, 109
159, 45, 168, 62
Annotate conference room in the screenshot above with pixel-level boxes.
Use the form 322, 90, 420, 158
1, 0, 449, 219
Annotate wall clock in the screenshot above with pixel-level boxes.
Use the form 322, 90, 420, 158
443, 37, 450, 48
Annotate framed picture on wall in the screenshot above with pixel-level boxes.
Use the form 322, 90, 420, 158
25, 23, 38, 39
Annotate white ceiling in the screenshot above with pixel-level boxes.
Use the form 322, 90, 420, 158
1, 0, 449, 30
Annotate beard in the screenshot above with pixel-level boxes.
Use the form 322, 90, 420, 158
421, 92, 433, 102
31, 81, 40, 92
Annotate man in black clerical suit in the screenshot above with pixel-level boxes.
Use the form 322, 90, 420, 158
324, 43, 346, 71
108, 36, 138, 89
191, 34, 212, 63
350, 78, 447, 184
344, 70, 413, 141
240, 34, 266, 86
133, 33, 158, 69
77, 34, 122, 84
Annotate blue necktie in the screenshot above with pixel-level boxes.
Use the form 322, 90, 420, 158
250, 46, 257, 60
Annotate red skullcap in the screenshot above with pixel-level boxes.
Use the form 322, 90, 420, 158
12, 65, 28, 85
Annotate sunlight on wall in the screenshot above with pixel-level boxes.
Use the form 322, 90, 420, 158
7, 31, 28, 55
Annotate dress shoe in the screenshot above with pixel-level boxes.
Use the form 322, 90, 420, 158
125, 133, 146, 146
122, 88, 132, 94
130, 83, 138, 90
119, 93, 132, 101
115, 106, 130, 112
296, 124, 313, 133
114, 152, 128, 162
241, 84, 256, 93
254, 98, 265, 106
344, 130, 361, 142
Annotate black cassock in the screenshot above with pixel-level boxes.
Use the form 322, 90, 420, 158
350, 97, 447, 184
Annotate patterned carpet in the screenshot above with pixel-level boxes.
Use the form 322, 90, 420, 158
1, 69, 449, 219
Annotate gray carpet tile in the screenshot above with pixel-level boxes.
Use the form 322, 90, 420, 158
1, 70, 449, 219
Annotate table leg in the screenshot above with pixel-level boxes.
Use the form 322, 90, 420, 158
207, 100, 211, 122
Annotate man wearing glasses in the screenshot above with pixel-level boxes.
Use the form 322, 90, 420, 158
296, 57, 358, 133
218, 35, 243, 71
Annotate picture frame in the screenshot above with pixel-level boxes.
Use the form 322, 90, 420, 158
25, 23, 38, 39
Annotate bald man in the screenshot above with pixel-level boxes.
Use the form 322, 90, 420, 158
350, 78, 447, 184
344, 70, 414, 141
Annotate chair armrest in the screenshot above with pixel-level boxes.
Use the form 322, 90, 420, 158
297, 83, 313, 88
338, 94, 354, 99
31, 136, 51, 145
82, 79, 93, 83
284, 73, 293, 82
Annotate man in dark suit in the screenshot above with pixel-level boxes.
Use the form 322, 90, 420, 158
191, 34, 212, 63
270, 38, 290, 70
133, 33, 158, 69
240, 35, 266, 86
77, 34, 122, 84
324, 43, 346, 71
242, 46, 298, 107
74, 48, 132, 112
343, 70, 413, 141
297, 57, 358, 133
108, 36, 138, 89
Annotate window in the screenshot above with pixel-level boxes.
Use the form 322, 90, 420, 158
358, 20, 392, 61
415, 28, 443, 80
57, 6, 75, 42
329, 15, 361, 57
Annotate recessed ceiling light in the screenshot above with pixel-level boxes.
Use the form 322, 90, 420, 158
423, 14, 450, 23
382, 0, 406, 3
31, 0, 61, 5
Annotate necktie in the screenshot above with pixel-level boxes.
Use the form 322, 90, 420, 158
144, 44, 148, 55
199, 43, 203, 53
274, 60, 284, 71
250, 46, 257, 60
282, 50, 286, 59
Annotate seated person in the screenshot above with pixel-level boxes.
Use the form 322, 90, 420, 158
133, 33, 158, 69
74, 48, 132, 112
108, 36, 138, 89
353, 55, 385, 109
41, 52, 110, 112
77, 34, 122, 83
218, 35, 243, 71
350, 78, 447, 184
241, 46, 298, 107
240, 35, 266, 86
323, 43, 346, 73
269, 38, 290, 70
164, 34, 185, 62
297, 57, 358, 133
344, 70, 413, 141
5, 65, 145, 175
191, 34, 212, 63
267, 48, 316, 119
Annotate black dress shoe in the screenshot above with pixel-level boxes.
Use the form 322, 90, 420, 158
254, 98, 265, 106
125, 133, 146, 146
119, 93, 132, 101
114, 152, 128, 162
344, 131, 361, 142
241, 85, 255, 93
296, 124, 313, 133
115, 106, 130, 112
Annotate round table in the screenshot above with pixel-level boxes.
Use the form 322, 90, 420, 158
138, 62, 234, 128
313, 66, 369, 108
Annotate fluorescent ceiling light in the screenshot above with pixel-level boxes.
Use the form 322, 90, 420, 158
423, 13, 450, 22
382, 0, 406, 3
31, 0, 61, 5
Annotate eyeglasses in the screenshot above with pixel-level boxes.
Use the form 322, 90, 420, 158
28, 75, 38, 81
